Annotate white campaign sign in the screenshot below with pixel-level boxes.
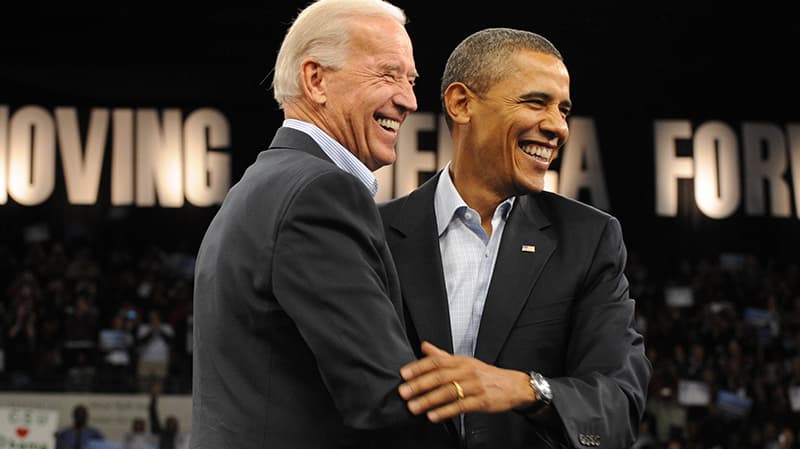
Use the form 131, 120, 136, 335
0, 406, 58, 449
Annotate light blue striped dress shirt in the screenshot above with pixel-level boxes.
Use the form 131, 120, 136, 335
282, 119, 379, 197
435, 163, 514, 356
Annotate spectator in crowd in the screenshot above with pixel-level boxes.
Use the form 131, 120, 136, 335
164, 281, 193, 394
5, 294, 37, 389
136, 308, 174, 392
62, 290, 100, 369
122, 417, 156, 449
65, 349, 96, 391
777, 426, 796, 449
97, 312, 137, 392
149, 382, 189, 449
54, 404, 104, 449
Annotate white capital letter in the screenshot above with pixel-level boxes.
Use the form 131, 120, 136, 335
693, 121, 740, 218
742, 122, 790, 217
136, 109, 184, 207
56, 107, 108, 205
559, 117, 609, 210
8, 106, 55, 205
654, 120, 694, 217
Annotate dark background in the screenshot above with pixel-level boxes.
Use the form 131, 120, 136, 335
2, 1, 798, 271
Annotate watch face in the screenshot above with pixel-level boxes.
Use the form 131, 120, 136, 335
532, 372, 552, 404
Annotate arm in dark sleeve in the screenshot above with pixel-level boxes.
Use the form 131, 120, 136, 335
529, 217, 652, 449
149, 394, 162, 435
272, 171, 417, 429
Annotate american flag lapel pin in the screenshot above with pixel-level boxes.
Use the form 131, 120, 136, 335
521, 244, 536, 253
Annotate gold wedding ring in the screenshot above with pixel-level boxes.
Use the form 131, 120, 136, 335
452, 380, 465, 400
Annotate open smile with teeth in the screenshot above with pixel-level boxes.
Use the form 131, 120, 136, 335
520, 143, 553, 163
376, 116, 400, 132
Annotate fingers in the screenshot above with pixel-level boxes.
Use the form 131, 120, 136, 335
425, 397, 474, 422
420, 340, 448, 357
399, 358, 433, 382
399, 361, 459, 399
400, 341, 453, 381
398, 341, 487, 421
405, 378, 473, 421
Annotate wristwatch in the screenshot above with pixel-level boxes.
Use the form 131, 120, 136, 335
529, 371, 553, 407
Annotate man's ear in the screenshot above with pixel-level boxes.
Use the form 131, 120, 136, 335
443, 82, 473, 125
300, 58, 327, 104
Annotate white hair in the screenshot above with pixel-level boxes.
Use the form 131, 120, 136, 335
271, 0, 408, 108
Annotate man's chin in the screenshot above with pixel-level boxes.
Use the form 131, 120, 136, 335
516, 179, 546, 195
369, 154, 397, 171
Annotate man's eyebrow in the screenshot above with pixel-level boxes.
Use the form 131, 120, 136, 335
379, 63, 419, 82
519, 91, 572, 109
380, 62, 402, 73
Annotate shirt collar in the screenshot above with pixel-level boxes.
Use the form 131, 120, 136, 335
434, 162, 515, 236
434, 162, 467, 236
282, 119, 378, 196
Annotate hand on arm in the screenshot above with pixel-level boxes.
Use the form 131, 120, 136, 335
398, 341, 537, 422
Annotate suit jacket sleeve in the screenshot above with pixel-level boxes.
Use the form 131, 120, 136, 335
271, 169, 417, 429
533, 216, 651, 449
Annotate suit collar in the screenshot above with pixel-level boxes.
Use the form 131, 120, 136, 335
388, 171, 441, 237
267, 126, 333, 163
386, 172, 455, 353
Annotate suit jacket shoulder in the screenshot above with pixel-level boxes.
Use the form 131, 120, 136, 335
528, 190, 617, 226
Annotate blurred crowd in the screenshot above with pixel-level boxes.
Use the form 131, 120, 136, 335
52, 382, 189, 449
630, 250, 800, 449
1, 229, 799, 449
0, 232, 194, 395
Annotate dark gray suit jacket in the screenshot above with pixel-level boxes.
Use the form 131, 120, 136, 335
379, 171, 651, 449
191, 127, 451, 449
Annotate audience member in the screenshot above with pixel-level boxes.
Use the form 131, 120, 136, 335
54, 404, 104, 449
122, 417, 156, 449
149, 382, 189, 449
136, 309, 174, 392
62, 291, 100, 369
97, 312, 137, 392
5, 295, 37, 389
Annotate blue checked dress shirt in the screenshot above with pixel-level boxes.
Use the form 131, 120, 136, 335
434, 163, 513, 356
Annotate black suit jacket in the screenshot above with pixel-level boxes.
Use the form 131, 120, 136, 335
379, 171, 651, 449
191, 127, 451, 449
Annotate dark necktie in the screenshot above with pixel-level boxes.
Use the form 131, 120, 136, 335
74, 429, 82, 449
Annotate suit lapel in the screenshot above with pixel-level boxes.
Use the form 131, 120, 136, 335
474, 194, 556, 364
386, 174, 454, 353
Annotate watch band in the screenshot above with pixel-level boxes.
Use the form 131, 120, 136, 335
528, 371, 553, 407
